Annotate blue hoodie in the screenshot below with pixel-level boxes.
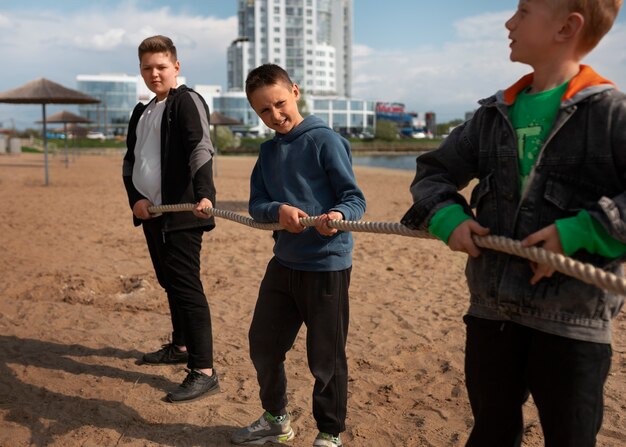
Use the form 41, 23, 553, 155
249, 115, 366, 271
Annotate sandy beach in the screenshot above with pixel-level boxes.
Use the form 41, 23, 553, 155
0, 152, 624, 447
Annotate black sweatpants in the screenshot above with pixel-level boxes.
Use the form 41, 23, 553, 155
249, 257, 351, 435
464, 315, 612, 447
142, 216, 213, 369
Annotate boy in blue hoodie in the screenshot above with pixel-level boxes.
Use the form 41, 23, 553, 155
231, 64, 365, 447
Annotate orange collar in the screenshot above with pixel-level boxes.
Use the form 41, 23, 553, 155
503, 65, 614, 105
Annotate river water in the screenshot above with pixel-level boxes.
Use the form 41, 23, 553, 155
352, 153, 424, 171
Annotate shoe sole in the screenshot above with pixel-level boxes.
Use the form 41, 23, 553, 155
165, 385, 221, 404
140, 359, 188, 365
231, 428, 295, 445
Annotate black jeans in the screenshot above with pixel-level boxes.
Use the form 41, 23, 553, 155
142, 216, 213, 369
464, 315, 612, 447
249, 257, 351, 435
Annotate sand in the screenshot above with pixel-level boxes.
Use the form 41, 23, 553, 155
0, 152, 624, 447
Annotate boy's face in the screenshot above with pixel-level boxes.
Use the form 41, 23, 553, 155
140, 51, 180, 101
505, 0, 565, 66
248, 82, 304, 134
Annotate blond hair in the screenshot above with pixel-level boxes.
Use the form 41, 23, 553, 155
550, 0, 623, 53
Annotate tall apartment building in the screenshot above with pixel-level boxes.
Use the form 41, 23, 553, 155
227, 0, 352, 97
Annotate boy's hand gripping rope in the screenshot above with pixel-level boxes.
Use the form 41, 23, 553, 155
149, 203, 626, 296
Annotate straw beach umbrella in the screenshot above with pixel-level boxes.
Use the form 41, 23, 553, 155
38, 110, 92, 167
0, 78, 100, 185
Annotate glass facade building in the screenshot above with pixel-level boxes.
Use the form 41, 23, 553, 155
76, 74, 139, 136
75, 74, 186, 136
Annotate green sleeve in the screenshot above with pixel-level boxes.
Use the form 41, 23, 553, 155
555, 210, 626, 258
428, 204, 471, 244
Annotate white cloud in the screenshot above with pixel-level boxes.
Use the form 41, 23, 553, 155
0, 4, 237, 128
2, 6, 626, 129
0, 5, 236, 88
352, 12, 626, 121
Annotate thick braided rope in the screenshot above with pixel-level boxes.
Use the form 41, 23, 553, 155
149, 204, 626, 296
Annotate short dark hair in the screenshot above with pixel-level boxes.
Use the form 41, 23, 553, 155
138, 35, 177, 63
245, 64, 294, 98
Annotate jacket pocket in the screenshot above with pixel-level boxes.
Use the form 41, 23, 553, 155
543, 174, 606, 212
541, 173, 608, 228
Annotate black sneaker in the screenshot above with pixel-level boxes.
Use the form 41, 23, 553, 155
166, 369, 220, 403
142, 343, 188, 365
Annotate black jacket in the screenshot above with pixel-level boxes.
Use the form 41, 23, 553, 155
123, 84, 216, 232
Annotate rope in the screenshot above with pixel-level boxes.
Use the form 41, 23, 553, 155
148, 203, 626, 296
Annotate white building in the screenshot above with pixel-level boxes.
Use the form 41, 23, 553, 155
228, 0, 352, 97
75, 0, 375, 138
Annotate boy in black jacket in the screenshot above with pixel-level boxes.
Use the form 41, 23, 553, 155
122, 35, 218, 403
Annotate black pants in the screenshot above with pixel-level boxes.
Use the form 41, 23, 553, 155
142, 216, 213, 369
464, 315, 612, 447
249, 257, 350, 435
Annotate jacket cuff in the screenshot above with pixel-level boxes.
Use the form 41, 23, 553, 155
428, 204, 471, 243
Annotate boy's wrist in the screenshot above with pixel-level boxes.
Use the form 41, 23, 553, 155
428, 204, 471, 244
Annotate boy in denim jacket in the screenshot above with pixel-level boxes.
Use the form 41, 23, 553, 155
402, 1, 625, 446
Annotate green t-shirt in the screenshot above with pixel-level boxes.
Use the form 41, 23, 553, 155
510, 82, 568, 189
428, 81, 626, 258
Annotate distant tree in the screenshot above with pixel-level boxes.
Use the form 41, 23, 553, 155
436, 119, 464, 137
297, 92, 310, 117
215, 126, 239, 150
375, 119, 399, 141
12, 127, 41, 138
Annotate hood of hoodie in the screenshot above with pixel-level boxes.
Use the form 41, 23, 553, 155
275, 115, 330, 143
497, 65, 615, 107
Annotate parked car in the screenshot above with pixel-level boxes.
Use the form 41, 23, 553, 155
86, 131, 106, 141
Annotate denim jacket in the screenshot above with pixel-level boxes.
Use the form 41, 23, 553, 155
402, 66, 626, 343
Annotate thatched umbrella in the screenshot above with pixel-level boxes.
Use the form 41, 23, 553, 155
0, 78, 100, 185
38, 110, 92, 167
210, 111, 241, 176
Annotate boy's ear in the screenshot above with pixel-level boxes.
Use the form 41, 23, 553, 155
292, 83, 301, 99
556, 12, 584, 43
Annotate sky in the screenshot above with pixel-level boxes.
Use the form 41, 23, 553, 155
1, 0, 626, 129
